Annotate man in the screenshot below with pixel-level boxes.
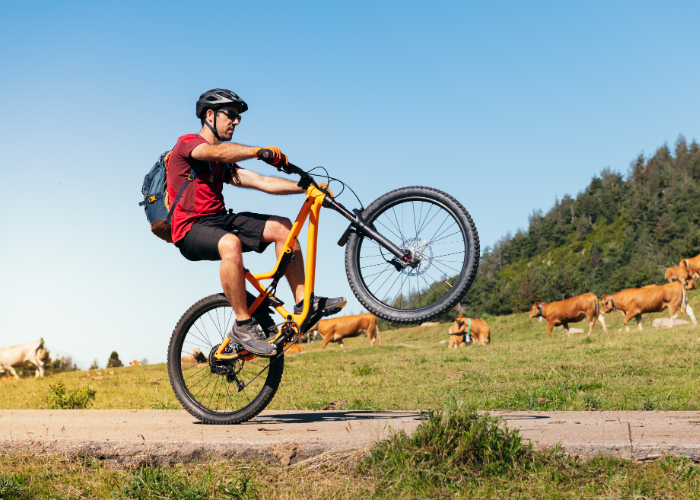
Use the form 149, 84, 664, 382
168, 89, 345, 357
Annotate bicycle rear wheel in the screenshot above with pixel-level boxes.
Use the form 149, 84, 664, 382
167, 294, 284, 425
345, 186, 479, 324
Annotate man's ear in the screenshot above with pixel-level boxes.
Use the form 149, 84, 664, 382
206, 108, 215, 123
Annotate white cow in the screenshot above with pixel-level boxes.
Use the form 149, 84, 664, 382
0, 341, 46, 379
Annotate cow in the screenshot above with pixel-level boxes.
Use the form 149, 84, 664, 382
129, 360, 142, 367
181, 348, 207, 365
311, 313, 380, 350
600, 281, 697, 331
679, 254, 700, 276
447, 316, 489, 347
687, 280, 698, 291
296, 330, 319, 343
665, 266, 699, 288
285, 344, 305, 354
0, 341, 46, 379
529, 293, 608, 337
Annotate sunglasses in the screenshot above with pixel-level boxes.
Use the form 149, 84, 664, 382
217, 109, 242, 122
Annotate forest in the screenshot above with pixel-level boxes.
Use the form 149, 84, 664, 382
457, 135, 700, 318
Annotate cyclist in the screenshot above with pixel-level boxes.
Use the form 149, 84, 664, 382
168, 88, 345, 357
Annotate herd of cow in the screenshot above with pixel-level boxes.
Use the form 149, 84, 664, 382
526, 255, 700, 338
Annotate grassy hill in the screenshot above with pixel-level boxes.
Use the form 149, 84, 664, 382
460, 135, 700, 317
3, 290, 700, 412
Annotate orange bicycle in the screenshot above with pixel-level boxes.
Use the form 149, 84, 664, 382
167, 164, 479, 424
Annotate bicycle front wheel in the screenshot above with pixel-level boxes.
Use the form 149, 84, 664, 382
345, 186, 479, 324
167, 294, 284, 425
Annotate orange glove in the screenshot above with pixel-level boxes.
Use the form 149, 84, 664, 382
253, 147, 288, 168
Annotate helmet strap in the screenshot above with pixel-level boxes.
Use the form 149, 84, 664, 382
204, 109, 222, 142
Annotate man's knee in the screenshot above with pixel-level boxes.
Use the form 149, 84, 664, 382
218, 234, 242, 262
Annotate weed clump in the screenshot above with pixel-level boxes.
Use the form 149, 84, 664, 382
0, 473, 28, 499
44, 380, 96, 409
361, 402, 535, 487
116, 466, 209, 499
352, 364, 376, 376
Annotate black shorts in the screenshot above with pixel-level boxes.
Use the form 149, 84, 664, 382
176, 211, 273, 261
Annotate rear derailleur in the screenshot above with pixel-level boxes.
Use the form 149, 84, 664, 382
208, 343, 245, 392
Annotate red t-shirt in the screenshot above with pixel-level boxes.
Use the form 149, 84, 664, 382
167, 134, 240, 244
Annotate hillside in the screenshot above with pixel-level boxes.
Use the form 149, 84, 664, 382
460, 135, 700, 317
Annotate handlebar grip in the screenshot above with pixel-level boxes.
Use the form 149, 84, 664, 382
283, 163, 306, 176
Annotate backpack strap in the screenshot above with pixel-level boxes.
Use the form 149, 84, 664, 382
165, 168, 197, 224
139, 193, 164, 207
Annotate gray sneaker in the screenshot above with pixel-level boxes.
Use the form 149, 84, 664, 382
227, 321, 277, 357
294, 296, 347, 317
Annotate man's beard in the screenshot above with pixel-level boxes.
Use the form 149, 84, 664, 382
219, 128, 234, 141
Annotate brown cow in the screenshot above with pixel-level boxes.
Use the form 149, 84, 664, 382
312, 313, 380, 350
181, 348, 207, 365
529, 293, 607, 337
679, 255, 700, 276
447, 316, 490, 347
285, 344, 305, 354
686, 280, 698, 291
665, 266, 699, 288
600, 281, 697, 331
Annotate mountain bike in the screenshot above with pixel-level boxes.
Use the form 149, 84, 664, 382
167, 164, 479, 424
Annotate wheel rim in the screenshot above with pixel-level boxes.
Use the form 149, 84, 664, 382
175, 301, 276, 415
355, 196, 469, 313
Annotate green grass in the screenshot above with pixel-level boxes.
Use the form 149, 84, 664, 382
3, 290, 700, 412
1, 405, 699, 498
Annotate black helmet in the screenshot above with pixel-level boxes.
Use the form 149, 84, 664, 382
196, 88, 248, 119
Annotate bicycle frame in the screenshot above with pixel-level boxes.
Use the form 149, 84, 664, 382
213, 165, 413, 361
214, 181, 330, 360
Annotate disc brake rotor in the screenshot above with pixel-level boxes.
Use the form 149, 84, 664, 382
400, 237, 433, 276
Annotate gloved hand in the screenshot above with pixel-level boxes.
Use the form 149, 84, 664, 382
253, 147, 289, 169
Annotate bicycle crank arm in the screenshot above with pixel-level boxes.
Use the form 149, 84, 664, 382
328, 199, 408, 261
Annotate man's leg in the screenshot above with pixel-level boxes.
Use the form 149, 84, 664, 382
219, 233, 276, 356
261, 216, 305, 303
218, 234, 250, 320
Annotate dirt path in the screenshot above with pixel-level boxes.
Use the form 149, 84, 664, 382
2, 410, 699, 466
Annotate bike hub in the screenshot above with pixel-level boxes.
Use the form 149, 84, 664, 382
398, 237, 433, 276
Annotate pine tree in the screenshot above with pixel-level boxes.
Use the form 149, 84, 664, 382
106, 351, 123, 368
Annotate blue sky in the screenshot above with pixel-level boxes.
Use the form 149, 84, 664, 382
1, 1, 699, 368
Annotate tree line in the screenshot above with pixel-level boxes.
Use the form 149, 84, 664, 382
457, 135, 700, 318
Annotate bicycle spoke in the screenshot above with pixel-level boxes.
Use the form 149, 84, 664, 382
390, 207, 406, 241
374, 218, 403, 242
366, 265, 394, 287
431, 259, 462, 277
428, 222, 458, 246
429, 230, 462, 245
432, 250, 465, 259
361, 262, 393, 269
206, 310, 225, 343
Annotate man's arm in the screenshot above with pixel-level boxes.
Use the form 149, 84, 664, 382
191, 142, 257, 163
231, 168, 304, 195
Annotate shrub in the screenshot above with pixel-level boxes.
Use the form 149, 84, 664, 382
107, 351, 123, 368
44, 381, 96, 409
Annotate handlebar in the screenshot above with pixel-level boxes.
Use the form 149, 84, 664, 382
280, 162, 410, 262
